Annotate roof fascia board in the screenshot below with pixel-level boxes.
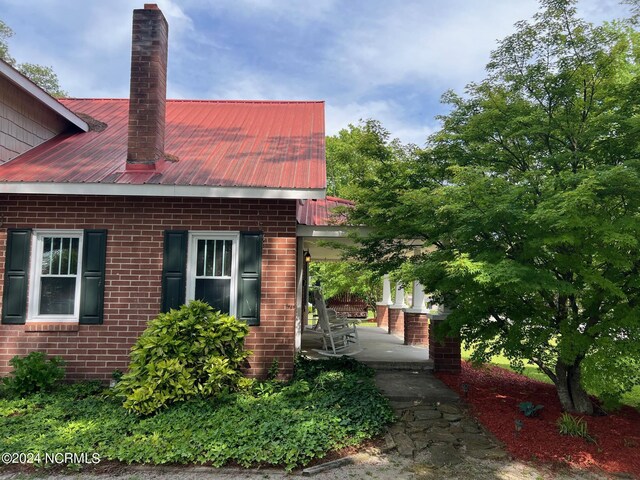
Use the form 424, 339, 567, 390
0, 60, 89, 132
296, 225, 371, 238
0, 182, 325, 199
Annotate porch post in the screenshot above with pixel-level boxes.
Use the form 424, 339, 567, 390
388, 282, 407, 336
375, 274, 392, 329
411, 281, 426, 310
294, 237, 305, 351
427, 305, 461, 372
403, 281, 429, 346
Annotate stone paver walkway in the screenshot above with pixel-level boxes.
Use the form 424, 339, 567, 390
375, 370, 508, 467
385, 401, 508, 466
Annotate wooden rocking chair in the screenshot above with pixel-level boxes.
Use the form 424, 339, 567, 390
312, 289, 361, 356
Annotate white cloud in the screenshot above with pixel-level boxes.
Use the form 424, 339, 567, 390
326, 100, 437, 146
179, 0, 338, 25
327, 1, 540, 93
3, 0, 631, 146
578, 0, 634, 22
77, 1, 193, 56
4, 0, 194, 99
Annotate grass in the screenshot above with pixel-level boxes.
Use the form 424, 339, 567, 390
461, 346, 640, 410
461, 347, 551, 384
0, 357, 394, 471
358, 321, 379, 327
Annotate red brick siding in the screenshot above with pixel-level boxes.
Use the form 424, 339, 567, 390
0, 195, 298, 380
375, 304, 389, 329
428, 318, 461, 373
403, 312, 429, 346
388, 306, 404, 336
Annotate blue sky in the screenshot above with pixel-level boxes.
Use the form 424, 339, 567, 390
1, 0, 632, 145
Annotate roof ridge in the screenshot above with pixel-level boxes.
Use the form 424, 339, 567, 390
61, 98, 128, 101
61, 98, 325, 104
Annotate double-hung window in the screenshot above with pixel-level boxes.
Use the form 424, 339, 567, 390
161, 230, 261, 325
29, 230, 84, 320
186, 232, 239, 317
2, 228, 106, 325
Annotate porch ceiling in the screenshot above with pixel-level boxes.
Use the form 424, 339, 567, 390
298, 225, 425, 262
302, 236, 354, 262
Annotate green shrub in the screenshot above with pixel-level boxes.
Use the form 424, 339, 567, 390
557, 413, 596, 443
3, 351, 65, 396
114, 301, 252, 415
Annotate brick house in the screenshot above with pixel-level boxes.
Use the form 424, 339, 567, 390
0, 5, 327, 380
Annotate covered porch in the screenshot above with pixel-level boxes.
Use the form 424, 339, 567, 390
294, 197, 461, 372
301, 325, 433, 370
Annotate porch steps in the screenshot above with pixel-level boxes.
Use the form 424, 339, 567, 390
373, 369, 459, 405
360, 359, 434, 371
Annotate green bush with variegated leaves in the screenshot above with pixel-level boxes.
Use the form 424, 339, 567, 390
114, 301, 251, 415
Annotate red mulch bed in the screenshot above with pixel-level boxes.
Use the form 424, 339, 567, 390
435, 361, 640, 478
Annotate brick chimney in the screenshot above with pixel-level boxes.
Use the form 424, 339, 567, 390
126, 4, 168, 172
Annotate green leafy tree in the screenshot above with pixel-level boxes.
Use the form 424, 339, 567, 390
309, 261, 381, 313
326, 119, 416, 199
0, 20, 15, 65
0, 19, 67, 97
322, 120, 419, 304
349, 0, 640, 414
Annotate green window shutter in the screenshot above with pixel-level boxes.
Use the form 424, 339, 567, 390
162, 230, 187, 312
237, 231, 263, 326
80, 230, 107, 325
2, 229, 32, 324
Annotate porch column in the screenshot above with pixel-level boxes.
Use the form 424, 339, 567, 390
375, 274, 392, 329
403, 281, 429, 346
294, 237, 305, 351
427, 305, 461, 372
388, 282, 406, 336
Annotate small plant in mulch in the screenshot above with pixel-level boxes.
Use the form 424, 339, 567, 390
557, 412, 597, 444
519, 401, 544, 417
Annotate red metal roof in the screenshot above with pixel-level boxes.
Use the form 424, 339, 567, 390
0, 99, 325, 191
296, 196, 354, 226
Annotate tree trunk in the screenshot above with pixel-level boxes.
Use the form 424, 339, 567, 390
553, 360, 594, 415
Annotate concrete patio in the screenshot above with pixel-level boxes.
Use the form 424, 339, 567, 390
301, 325, 433, 370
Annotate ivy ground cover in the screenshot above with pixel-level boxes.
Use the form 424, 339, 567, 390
436, 362, 640, 478
0, 357, 393, 471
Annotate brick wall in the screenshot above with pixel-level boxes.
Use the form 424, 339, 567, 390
0, 194, 298, 380
388, 306, 404, 336
403, 311, 429, 346
375, 304, 389, 329
428, 318, 461, 373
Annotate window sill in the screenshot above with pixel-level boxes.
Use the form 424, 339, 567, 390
24, 322, 79, 332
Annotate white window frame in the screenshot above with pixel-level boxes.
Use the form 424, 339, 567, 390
186, 231, 240, 317
28, 229, 84, 322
